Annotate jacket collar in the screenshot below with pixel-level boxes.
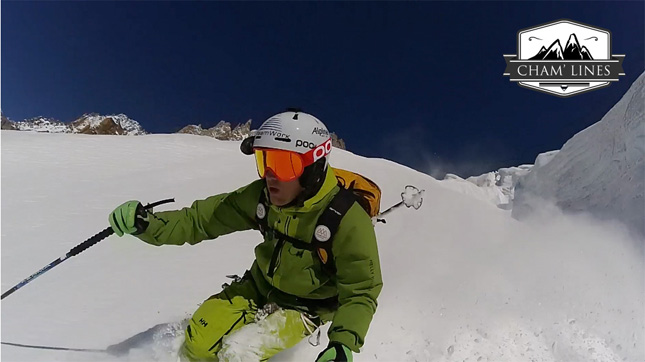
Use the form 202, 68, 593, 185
269, 167, 338, 214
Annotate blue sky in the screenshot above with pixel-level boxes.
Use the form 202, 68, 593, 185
2, 1, 643, 178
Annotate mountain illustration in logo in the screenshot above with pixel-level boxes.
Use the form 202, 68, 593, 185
529, 34, 593, 60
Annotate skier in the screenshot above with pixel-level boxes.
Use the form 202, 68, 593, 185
108, 110, 383, 362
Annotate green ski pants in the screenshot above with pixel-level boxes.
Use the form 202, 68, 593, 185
180, 274, 328, 362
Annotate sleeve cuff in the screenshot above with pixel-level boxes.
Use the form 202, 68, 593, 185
328, 330, 360, 353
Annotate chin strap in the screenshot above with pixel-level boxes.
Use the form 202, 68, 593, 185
295, 160, 328, 206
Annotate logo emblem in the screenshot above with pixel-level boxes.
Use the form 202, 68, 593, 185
503, 19, 625, 97
256, 203, 266, 219
295, 139, 316, 149
312, 127, 330, 137
312, 139, 332, 162
314, 225, 331, 242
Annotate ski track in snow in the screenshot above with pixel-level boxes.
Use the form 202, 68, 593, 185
1, 131, 643, 362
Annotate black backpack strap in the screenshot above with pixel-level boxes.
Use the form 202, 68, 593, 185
257, 186, 356, 277
257, 189, 282, 277
272, 230, 314, 251
312, 188, 356, 275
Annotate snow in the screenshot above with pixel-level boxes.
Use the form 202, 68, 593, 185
513, 71, 645, 238
440, 163, 534, 208
533, 150, 559, 168
439, 173, 510, 206
1, 131, 643, 362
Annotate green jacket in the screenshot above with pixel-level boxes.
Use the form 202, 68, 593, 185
135, 167, 383, 353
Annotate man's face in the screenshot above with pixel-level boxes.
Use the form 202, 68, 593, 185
265, 169, 304, 206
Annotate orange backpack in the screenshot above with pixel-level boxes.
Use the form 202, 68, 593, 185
332, 168, 381, 218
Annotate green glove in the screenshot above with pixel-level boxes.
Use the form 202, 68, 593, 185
315, 342, 352, 362
109, 201, 150, 237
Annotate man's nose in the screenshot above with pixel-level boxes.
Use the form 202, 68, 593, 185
265, 168, 278, 181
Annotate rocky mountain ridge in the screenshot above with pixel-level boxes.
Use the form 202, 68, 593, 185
1, 113, 146, 135
1, 112, 347, 149
177, 120, 253, 141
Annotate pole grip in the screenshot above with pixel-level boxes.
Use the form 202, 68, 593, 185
1, 198, 175, 301
145, 198, 175, 210
65, 199, 175, 258
67, 227, 113, 257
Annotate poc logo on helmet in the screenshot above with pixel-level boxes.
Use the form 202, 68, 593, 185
295, 140, 316, 149
313, 139, 332, 162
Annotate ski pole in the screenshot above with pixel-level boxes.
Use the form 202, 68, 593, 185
1, 341, 107, 353
1, 198, 175, 300
378, 201, 404, 217
375, 201, 404, 224
375, 185, 425, 223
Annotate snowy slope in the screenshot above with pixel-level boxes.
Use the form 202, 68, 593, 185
439, 172, 511, 206
439, 155, 555, 209
513, 72, 645, 237
443, 71, 644, 233
1, 131, 643, 362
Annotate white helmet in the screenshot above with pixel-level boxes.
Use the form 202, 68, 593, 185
250, 109, 333, 202
253, 110, 331, 154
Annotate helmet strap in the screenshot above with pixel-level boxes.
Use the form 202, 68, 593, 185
294, 158, 328, 206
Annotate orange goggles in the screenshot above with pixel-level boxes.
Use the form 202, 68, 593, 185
254, 149, 306, 182
254, 139, 332, 182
